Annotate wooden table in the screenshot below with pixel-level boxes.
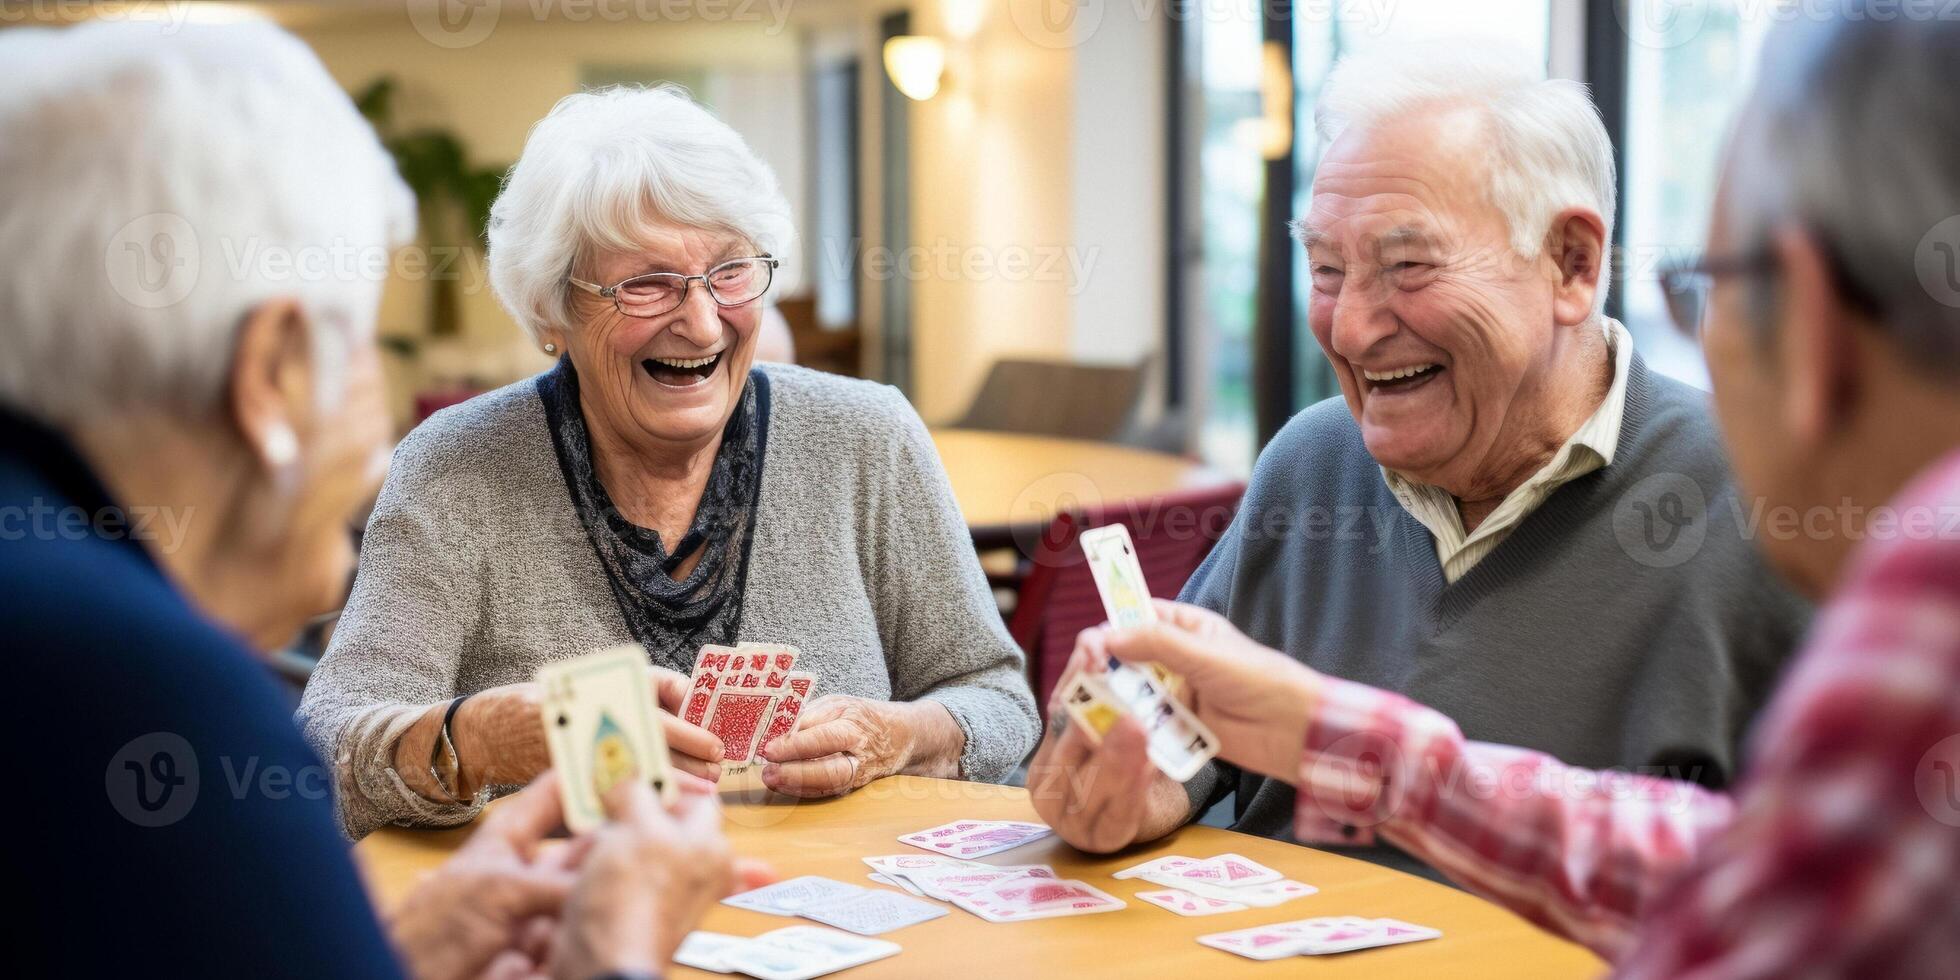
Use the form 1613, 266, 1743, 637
929, 429, 1237, 549
357, 775, 1602, 979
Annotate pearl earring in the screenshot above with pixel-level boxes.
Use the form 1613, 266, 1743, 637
543, 343, 557, 354
262, 425, 298, 468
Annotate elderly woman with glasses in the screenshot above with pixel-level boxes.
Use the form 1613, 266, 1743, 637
300, 87, 1038, 839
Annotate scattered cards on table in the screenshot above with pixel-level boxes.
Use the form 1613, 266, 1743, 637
1070, 524, 1220, 781
897, 819, 1053, 858
860, 853, 1124, 923
723, 875, 947, 936
535, 644, 674, 832
684, 642, 816, 770
1115, 853, 1318, 912
677, 926, 900, 980
1198, 916, 1442, 959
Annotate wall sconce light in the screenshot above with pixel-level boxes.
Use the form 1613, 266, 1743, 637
1258, 40, 1294, 160
883, 35, 947, 101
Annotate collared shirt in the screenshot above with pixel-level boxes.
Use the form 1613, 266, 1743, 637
1384, 319, 1634, 583
1290, 447, 1960, 978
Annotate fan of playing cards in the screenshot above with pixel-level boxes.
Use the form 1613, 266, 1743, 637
1064, 523, 1220, 781
683, 642, 815, 770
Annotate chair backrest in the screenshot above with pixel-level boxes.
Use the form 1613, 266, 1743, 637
955, 358, 1146, 442
1007, 481, 1247, 718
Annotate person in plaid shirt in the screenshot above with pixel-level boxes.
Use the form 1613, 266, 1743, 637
1061, 13, 1960, 978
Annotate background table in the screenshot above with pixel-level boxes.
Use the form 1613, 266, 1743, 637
929, 429, 1236, 549
357, 775, 1603, 979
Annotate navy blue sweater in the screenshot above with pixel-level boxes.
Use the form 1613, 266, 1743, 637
3, 408, 403, 977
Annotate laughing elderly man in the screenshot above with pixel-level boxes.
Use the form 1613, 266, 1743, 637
1031, 45, 1809, 879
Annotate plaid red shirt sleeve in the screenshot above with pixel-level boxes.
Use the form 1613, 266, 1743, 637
1294, 452, 1960, 976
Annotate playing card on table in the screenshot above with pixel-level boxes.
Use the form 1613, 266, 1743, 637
954, 876, 1126, 922
899, 819, 1053, 858
1140, 871, 1316, 907
797, 888, 948, 935
1297, 917, 1443, 955
715, 926, 901, 980
1112, 855, 1201, 880
1175, 853, 1282, 888
535, 644, 672, 832
674, 931, 746, 973
896, 820, 993, 850
1135, 888, 1249, 916
1197, 922, 1319, 960
724, 876, 866, 916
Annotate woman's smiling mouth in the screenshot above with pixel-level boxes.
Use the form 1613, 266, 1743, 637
641, 352, 723, 387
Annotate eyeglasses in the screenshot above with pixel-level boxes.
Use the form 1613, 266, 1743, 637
568, 255, 779, 319
1657, 251, 1776, 338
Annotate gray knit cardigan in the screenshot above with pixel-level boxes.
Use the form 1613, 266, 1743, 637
298, 363, 1040, 839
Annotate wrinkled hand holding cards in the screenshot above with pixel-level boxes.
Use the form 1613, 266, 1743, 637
684, 642, 816, 771
1114, 853, 1318, 913
535, 644, 674, 833
1066, 524, 1220, 781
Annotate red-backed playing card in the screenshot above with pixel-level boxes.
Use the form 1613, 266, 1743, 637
705, 690, 777, 765
758, 672, 814, 756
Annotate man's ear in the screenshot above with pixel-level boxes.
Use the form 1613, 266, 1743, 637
1771, 225, 1858, 448
1548, 208, 1608, 327
227, 298, 314, 472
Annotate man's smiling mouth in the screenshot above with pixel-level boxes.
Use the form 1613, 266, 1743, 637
1362, 363, 1443, 391
641, 352, 723, 386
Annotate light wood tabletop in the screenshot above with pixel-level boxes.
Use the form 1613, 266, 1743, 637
356, 774, 1603, 979
928, 428, 1238, 547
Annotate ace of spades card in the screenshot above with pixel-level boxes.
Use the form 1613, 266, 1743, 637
537, 644, 674, 832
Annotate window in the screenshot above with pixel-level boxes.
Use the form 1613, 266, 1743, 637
1180, 3, 1552, 473
1618, 2, 1772, 387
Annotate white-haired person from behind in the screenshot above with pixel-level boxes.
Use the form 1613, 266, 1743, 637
2, 19, 769, 979
1031, 41, 1808, 874
299, 85, 1039, 839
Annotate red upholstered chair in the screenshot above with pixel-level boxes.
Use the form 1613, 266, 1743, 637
1006, 482, 1247, 720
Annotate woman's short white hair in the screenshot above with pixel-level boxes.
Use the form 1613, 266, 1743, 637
488, 86, 797, 344
0, 20, 415, 429
1309, 42, 1617, 315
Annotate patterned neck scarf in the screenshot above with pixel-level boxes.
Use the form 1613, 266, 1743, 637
536, 357, 769, 671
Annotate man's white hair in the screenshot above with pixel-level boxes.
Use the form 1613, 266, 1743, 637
1309, 43, 1616, 315
0, 20, 415, 429
488, 85, 796, 344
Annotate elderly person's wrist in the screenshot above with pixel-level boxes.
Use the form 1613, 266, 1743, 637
453, 682, 547, 796
893, 699, 965, 778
